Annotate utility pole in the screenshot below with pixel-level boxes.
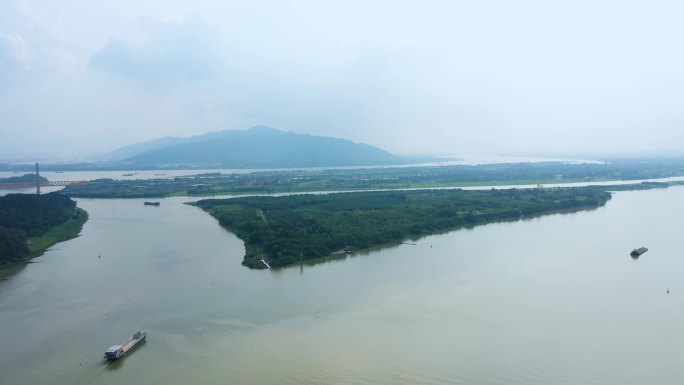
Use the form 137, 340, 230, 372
36, 163, 41, 195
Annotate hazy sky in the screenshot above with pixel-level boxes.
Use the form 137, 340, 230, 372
1, 0, 683, 160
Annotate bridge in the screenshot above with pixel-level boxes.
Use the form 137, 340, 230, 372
1, 163, 86, 193
0, 180, 86, 189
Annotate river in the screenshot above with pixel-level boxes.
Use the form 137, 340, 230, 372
1, 187, 683, 384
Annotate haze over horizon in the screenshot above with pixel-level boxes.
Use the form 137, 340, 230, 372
1, 0, 683, 161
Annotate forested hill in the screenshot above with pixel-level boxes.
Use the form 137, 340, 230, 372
194, 187, 612, 269
0, 174, 48, 183
120, 125, 408, 168
0, 193, 87, 265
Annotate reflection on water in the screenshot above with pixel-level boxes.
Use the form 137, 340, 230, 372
1, 188, 684, 384
105, 358, 125, 371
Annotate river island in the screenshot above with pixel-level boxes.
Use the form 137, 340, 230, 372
193, 187, 613, 268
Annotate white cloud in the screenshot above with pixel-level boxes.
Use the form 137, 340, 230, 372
90, 17, 225, 86
1, 0, 684, 159
0, 31, 32, 67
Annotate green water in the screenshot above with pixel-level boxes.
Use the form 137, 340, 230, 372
1, 187, 683, 385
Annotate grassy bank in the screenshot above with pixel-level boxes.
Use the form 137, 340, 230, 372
1, 193, 88, 268
27, 208, 88, 258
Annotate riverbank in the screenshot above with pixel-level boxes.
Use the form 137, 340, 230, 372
0, 191, 89, 270
27, 208, 88, 257
0, 208, 88, 279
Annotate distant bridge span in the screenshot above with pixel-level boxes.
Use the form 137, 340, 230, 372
0, 181, 86, 189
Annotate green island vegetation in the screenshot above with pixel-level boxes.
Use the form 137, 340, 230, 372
0, 192, 88, 267
193, 186, 615, 269
0, 173, 48, 184
61, 159, 684, 198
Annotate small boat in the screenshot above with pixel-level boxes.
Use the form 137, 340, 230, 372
631, 247, 648, 258
104, 331, 146, 360
144, 201, 160, 206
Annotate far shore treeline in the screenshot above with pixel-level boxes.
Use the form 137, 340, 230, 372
0, 193, 87, 266
61, 160, 684, 198
193, 187, 613, 269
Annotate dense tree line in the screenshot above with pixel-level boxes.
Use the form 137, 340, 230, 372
0, 193, 79, 264
195, 187, 612, 269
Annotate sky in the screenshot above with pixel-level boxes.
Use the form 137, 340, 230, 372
1, 0, 683, 161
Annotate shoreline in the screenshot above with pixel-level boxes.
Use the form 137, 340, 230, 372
61, 177, 683, 199
0, 208, 88, 275
248, 201, 612, 270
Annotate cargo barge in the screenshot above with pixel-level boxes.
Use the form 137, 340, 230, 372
630, 247, 648, 258
104, 331, 147, 360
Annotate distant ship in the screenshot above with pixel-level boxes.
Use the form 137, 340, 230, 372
631, 247, 648, 258
104, 331, 146, 360
144, 202, 160, 206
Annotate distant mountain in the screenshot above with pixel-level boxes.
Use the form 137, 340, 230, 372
114, 126, 409, 168
96, 137, 188, 161
96, 128, 255, 161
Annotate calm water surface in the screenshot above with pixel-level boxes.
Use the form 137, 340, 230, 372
1, 187, 684, 384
